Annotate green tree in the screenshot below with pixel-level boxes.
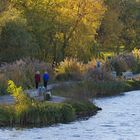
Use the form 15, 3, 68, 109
97, 0, 140, 54
121, 0, 140, 50
0, 0, 106, 63
12, 0, 106, 62
0, 6, 35, 62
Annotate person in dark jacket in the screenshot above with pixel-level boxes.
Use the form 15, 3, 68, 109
35, 71, 41, 89
43, 71, 49, 90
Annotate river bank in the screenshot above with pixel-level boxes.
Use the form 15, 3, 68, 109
0, 90, 140, 140
52, 80, 140, 99
0, 100, 100, 127
0, 79, 140, 127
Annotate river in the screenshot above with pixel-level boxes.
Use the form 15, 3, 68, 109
0, 91, 140, 140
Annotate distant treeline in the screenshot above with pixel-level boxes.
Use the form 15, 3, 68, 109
0, 0, 139, 63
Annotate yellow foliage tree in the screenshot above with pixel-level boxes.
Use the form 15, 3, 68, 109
7, 80, 31, 114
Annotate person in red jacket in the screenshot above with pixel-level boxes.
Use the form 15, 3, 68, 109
35, 71, 41, 89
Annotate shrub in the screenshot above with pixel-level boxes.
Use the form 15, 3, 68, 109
110, 54, 136, 75
84, 67, 112, 81
84, 58, 112, 81
132, 48, 140, 60
55, 58, 109, 81
7, 80, 33, 125
85, 58, 97, 71
132, 48, 140, 73
55, 58, 84, 81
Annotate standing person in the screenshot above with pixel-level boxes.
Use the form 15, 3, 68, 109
43, 71, 49, 90
96, 61, 101, 70
35, 71, 41, 89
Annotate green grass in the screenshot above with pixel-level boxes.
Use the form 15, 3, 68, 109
0, 102, 76, 127
65, 100, 101, 118
0, 100, 100, 127
125, 80, 140, 91
52, 80, 127, 99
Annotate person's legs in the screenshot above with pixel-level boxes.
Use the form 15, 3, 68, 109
44, 80, 48, 90
36, 82, 38, 89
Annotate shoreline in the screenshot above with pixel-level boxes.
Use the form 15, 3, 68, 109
0, 80, 140, 128
0, 100, 101, 128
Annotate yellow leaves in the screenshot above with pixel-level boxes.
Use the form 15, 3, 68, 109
58, 0, 105, 20
55, 58, 84, 75
7, 80, 22, 98
55, 32, 64, 41
0, 6, 27, 33
3, 0, 106, 61
132, 48, 140, 60
7, 80, 32, 114
7, 80, 29, 104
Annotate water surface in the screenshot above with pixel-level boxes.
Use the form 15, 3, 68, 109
0, 91, 140, 140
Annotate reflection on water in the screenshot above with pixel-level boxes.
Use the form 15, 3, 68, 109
0, 91, 140, 140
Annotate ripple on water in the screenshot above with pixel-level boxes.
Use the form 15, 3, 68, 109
0, 91, 140, 140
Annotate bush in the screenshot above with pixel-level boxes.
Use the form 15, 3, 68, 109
132, 48, 140, 73
84, 67, 112, 81
85, 59, 97, 71
132, 48, 140, 60
55, 58, 84, 81
111, 54, 136, 75
55, 58, 109, 81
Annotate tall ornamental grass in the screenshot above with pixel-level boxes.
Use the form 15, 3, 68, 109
0, 58, 53, 94
55, 58, 110, 81
132, 48, 140, 73
55, 58, 84, 80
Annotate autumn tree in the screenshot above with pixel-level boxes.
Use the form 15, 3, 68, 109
6, 0, 105, 62
97, 0, 140, 55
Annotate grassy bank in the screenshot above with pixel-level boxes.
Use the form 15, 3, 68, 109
0, 100, 100, 127
0, 80, 100, 127
1, 79, 140, 127
52, 80, 140, 99
65, 100, 101, 118
125, 80, 140, 91
52, 80, 126, 99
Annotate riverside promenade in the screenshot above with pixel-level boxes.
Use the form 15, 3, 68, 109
0, 82, 70, 104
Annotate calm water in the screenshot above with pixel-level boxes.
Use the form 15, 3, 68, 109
0, 91, 140, 140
